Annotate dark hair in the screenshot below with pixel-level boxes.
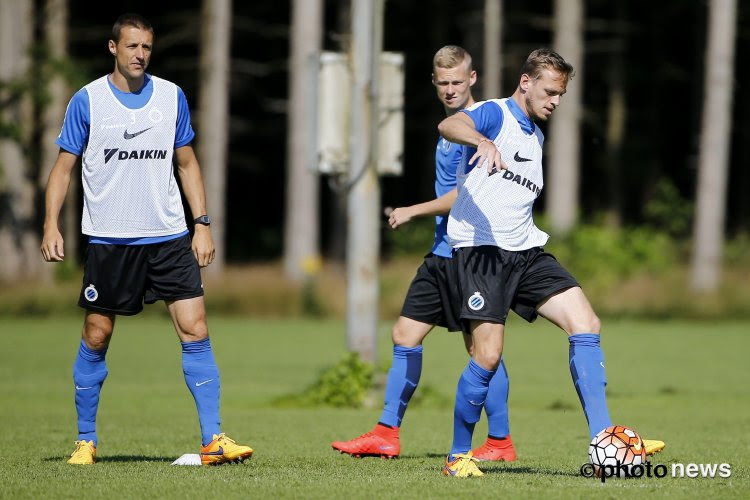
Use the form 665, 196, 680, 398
519, 48, 574, 82
111, 13, 153, 42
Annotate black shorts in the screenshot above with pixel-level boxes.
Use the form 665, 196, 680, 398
453, 245, 579, 325
78, 234, 204, 315
400, 253, 464, 332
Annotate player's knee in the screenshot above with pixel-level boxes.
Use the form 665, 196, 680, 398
391, 324, 421, 348
180, 318, 209, 341
83, 320, 113, 350
568, 312, 601, 335
474, 350, 502, 371
589, 313, 602, 334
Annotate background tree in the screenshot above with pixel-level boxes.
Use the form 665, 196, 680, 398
0, 0, 39, 282
39, 0, 71, 277
603, 0, 626, 227
691, 0, 738, 292
547, 0, 584, 235
483, 0, 503, 99
283, 0, 322, 282
197, 0, 232, 274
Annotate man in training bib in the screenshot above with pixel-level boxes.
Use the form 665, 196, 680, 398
41, 13, 253, 466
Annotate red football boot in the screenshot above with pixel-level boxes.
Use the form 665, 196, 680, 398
331, 423, 400, 458
471, 435, 517, 462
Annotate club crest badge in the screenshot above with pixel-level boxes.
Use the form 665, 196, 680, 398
149, 107, 163, 123
84, 284, 99, 302
468, 291, 485, 311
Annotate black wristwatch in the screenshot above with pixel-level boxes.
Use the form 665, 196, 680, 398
194, 215, 211, 226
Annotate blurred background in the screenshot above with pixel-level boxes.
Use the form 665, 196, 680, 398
1, 0, 749, 337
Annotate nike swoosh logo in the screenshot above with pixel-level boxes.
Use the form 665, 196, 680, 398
75, 385, 94, 390
514, 151, 532, 162
633, 441, 642, 452
378, 445, 395, 450
123, 127, 153, 140
195, 379, 213, 387
468, 400, 485, 406
600, 362, 605, 368
202, 446, 224, 456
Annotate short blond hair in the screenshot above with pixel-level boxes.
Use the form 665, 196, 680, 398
433, 45, 473, 72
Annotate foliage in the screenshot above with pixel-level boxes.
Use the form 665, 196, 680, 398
544, 224, 677, 290
643, 178, 694, 238
725, 231, 750, 265
384, 217, 436, 257
273, 352, 374, 408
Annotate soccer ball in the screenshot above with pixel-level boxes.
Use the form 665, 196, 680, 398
588, 425, 646, 478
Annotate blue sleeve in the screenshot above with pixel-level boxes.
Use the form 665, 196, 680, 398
462, 101, 504, 141
175, 87, 195, 148
55, 88, 90, 156
445, 145, 460, 186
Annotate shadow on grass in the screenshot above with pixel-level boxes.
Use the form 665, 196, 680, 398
408, 454, 580, 477
44, 455, 176, 463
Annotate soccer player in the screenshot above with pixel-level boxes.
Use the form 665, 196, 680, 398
437, 48, 665, 477
40, 13, 253, 466
331, 46, 516, 462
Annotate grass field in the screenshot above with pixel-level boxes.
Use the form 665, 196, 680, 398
1, 315, 748, 498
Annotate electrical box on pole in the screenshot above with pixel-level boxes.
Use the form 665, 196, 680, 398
316, 51, 404, 176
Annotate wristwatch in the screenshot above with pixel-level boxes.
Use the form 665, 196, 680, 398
194, 215, 211, 226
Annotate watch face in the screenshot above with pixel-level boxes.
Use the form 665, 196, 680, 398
195, 215, 211, 225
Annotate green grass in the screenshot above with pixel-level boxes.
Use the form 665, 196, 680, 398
1, 315, 748, 498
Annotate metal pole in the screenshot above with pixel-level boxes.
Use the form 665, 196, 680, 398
346, 0, 383, 363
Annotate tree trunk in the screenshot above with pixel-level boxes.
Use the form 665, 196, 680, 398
603, 0, 626, 227
283, 0, 322, 282
0, 0, 38, 282
483, 0, 503, 99
690, 0, 737, 292
547, 0, 584, 235
197, 0, 232, 274
39, 0, 70, 278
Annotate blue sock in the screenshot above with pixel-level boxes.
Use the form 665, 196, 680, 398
182, 338, 221, 446
569, 333, 613, 439
451, 359, 495, 457
73, 339, 108, 446
485, 357, 510, 438
379, 345, 423, 427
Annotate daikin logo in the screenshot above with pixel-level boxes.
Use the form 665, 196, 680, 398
104, 148, 168, 163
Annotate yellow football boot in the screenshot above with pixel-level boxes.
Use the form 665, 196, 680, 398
200, 433, 254, 465
68, 440, 96, 465
442, 452, 484, 478
643, 439, 666, 456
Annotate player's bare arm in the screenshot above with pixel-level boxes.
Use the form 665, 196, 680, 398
175, 145, 215, 268
386, 188, 458, 229
438, 112, 507, 172
41, 150, 79, 262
